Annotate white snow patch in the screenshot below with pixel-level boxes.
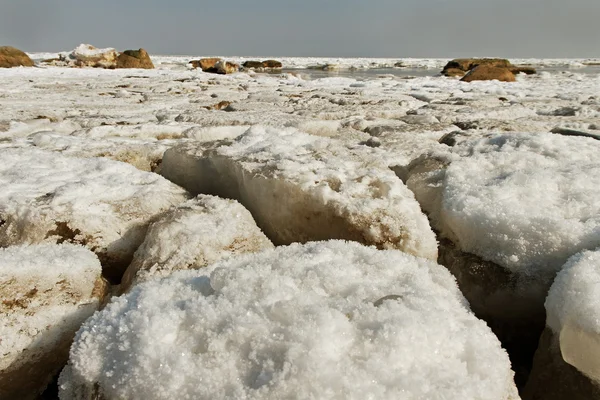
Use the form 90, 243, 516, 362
60, 241, 517, 400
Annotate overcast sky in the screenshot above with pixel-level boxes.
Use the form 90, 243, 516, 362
1, 0, 598, 57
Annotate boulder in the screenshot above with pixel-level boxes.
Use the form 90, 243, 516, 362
461, 65, 516, 82
0, 46, 34, 68
442, 58, 512, 75
242, 60, 264, 69
120, 195, 273, 291
262, 59, 282, 69
0, 244, 108, 400
69, 44, 118, 69
215, 60, 239, 74
509, 66, 537, 75
160, 126, 438, 260
59, 241, 518, 400
189, 57, 222, 72
443, 68, 466, 77
0, 148, 190, 283
116, 48, 154, 69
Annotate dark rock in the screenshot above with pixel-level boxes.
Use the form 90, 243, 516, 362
0, 46, 34, 68
116, 48, 154, 69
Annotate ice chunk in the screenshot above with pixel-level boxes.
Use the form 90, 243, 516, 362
0, 244, 107, 400
546, 249, 600, 384
161, 126, 437, 260
121, 195, 273, 290
60, 241, 518, 400
0, 148, 190, 282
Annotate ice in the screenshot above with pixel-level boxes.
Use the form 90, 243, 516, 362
0, 148, 190, 281
121, 195, 273, 290
161, 126, 437, 260
59, 241, 518, 400
0, 243, 107, 399
409, 132, 600, 275
545, 249, 600, 384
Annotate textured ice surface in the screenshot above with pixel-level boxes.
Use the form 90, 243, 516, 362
60, 241, 517, 400
409, 132, 600, 276
0, 244, 106, 399
0, 148, 190, 280
121, 195, 273, 290
546, 249, 600, 383
161, 126, 438, 260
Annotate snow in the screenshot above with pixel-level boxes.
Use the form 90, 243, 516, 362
0, 148, 190, 280
59, 240, 517, 400
0, 243, 106, 398
161, 126, 438, 260
408, 132, 600, 276
72, 44, 116, 59
121, 195, 273, 290
545, 248, 600, 383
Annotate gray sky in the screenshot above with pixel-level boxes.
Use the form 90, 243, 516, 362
1, 0, 599, 57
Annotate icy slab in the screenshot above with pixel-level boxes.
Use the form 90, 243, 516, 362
407, 132, 600, 276
161, 126, 437, 260
0, 244, 107, 400
546, 249, 600, 384
121, 195, 273, 290
59, 241, 518, 400
0, 148, 190, 282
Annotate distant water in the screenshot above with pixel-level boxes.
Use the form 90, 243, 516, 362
265, 65, 600, 80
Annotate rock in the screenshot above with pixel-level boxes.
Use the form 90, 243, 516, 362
59, 241, 518, 400
442, 58, 512, 74
161, 126, 438, 260
443, 68, 466, 77
461, 65, 516, 82
120, 195, 273, 291
214, 60, 239, 74
551, 127, 600, 141
262, 59, 282, 69
0, 148, 190, 283
189, 57, 222, 72
0, 46, 34, 68
242, 60, 264, 69
509, 66, 537, 75
203, 100, 231, 110
116, 48, 154, 69
69, 44, 118, 69
0, 244, 108, 400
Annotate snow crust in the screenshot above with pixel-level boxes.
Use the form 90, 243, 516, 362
409, 132, 600, 276
161, 126, 438, 260
0, 148, 190, 279
121, 195, 273, 290
0, 244, 106, 398
60, 241, 517, 400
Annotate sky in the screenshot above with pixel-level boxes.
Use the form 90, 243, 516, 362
1, 0, 599, 58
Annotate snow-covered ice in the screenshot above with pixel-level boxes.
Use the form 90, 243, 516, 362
546, 249, 600, 383
0, 148, 190, 282
161, 126, 438, 260
59, 241, 518, 400
121, 195, 273, 290
0, 244, 107, 400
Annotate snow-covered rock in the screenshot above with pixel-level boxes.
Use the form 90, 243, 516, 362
404, 132, 600, 384
161, 126, 437, 260
525, 249, 600, 399
0, 148, 190, 282
69, 44, 118, 68
59, 241, 518, 400
121, 195, 273, 290
0, 244, 107, 400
